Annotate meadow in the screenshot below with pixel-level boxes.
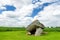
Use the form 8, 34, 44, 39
0, 27, 60, 40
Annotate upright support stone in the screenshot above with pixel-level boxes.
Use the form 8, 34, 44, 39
35, 28, 43, 36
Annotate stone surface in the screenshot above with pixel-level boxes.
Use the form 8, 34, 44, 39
26, 19, 45, 36
35, 28, 43, 36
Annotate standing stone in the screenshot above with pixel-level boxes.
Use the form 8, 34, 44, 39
35, 28, 43, 36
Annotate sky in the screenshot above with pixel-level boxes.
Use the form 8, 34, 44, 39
0, 0, 60, 27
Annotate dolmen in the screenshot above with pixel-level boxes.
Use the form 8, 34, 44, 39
26, 20, 45, 36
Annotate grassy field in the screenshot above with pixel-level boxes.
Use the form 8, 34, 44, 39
0, 31, 60, 40
0, 27, 60, 40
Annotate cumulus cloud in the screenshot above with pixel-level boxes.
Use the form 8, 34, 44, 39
0, 0, 60, 27
0, 0, 34, 27
40, 0, 60, 3
0, 0, 32, 9
34, 1, 60, 27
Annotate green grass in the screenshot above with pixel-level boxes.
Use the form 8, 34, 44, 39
0, 27, 60, 40
0, 31, 60, 40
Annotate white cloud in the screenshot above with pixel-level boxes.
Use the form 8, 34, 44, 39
34, 1, 60, 27
40, 0, 59, 3
0, 10, 33, 27
0, 0, 60, 27
0, 6, 6, 10
0, 0, 33, 27
0, 0, 32, 9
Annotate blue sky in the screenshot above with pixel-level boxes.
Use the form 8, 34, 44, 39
0, 5, 16, 13
0, 0, 57, 17
0, 0, 60, 27
31, 2, 54, 17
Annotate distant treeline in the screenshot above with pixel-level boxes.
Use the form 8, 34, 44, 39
44, 27, 60, 32
0, 27, 60, 32
0, 27, 26, 32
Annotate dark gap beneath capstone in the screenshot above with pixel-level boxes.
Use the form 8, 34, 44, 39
30, 29, 36, 35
